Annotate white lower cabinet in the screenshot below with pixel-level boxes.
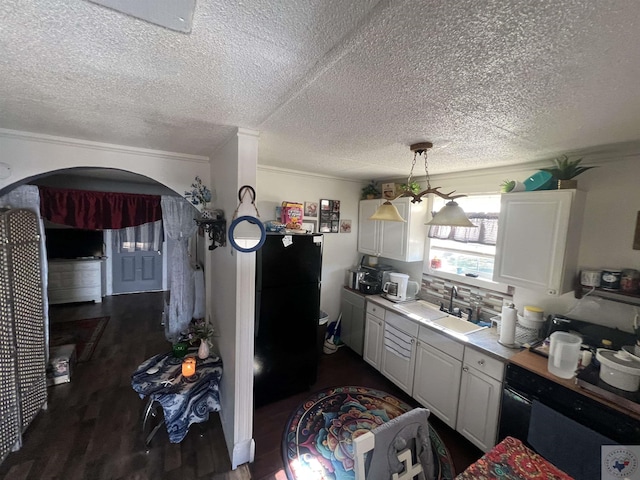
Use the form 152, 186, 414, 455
380, 311, 419, 395
413, 338, 462, 429
363, 302, 385, 369
366, 299, 505, 452
340, 288, 366, 355
456, 348, 504, 452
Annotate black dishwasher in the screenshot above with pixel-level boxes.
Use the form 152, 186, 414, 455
499, 363, 640, 445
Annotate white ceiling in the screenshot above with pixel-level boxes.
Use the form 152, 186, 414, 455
2, 0, 640, 180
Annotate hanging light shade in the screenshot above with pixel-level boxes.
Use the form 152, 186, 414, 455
427, 200, 476, 227
370, 142, 475, 227
368, 201, 406, 222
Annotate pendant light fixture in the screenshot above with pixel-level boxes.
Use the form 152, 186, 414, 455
369, 142, 475, 227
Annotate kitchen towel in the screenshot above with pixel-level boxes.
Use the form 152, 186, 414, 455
499, 304, 517, 345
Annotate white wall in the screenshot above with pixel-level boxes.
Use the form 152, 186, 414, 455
257, 167, 362, 323
0, 129, 209, 195
208, 129, 259, 469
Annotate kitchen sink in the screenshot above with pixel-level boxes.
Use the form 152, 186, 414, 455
430, 315, 487, 335
393, 300, 487, 335
393, 300, 448, 321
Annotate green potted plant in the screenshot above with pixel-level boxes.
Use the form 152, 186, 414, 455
540, 155, 597, 189
361, 180, 381, 199
400, 181, 421, 194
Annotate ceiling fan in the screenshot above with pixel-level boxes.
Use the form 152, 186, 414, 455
86, 0, 196, 33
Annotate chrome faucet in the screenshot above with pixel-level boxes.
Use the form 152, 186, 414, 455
449, 285, 458, 314
440, 285, 461, 317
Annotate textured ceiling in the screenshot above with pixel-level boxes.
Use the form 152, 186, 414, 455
1, 0, 640, 180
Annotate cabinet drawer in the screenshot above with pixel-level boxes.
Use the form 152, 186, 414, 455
463, 347, 504, 381
48, 286, 101, 304
366, 301, 386, 321
418, 326, 464, 361
49, 261, 100, 273
385, 311, 419, 338
49, 270, 100, 287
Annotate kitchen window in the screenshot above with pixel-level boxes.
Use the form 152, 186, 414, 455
425, 194, 501, 282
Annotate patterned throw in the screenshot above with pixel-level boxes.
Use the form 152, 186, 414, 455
282, 386, 454, 480
455, 436, 573, 479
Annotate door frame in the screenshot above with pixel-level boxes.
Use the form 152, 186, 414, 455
103, 230, 168, 296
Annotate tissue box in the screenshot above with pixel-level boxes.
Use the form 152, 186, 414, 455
46, 344, 76, 386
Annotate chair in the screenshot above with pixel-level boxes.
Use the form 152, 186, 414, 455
353, 407, 435, 480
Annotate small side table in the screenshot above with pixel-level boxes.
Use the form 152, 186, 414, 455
131, 351, 223, 445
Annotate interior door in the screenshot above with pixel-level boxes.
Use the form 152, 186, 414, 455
112, 245, 163, 294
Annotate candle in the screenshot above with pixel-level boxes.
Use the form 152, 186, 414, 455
182, 357, 196, 377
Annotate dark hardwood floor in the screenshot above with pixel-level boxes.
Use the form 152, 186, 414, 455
1, 292, 482, 480
251, 346, 483, 480
1, 292, 249, 480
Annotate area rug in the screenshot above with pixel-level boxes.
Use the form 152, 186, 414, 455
49, 316, 109, 362
283, 386, 454, 480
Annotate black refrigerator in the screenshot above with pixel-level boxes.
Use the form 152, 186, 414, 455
254, 233, 323, 407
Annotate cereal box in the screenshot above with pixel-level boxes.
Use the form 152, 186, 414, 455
281, 201, 304, 229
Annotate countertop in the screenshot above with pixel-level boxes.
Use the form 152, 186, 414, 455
363, 293, 640, 420
366, 295, 521, 362
510, 349, 640, 420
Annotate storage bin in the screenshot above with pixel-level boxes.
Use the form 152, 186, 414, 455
46, 344, 76, 386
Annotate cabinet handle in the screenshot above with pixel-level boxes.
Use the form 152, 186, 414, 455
477, 359, 485, 366
411, 338, 415, 344
463, 366, 469, 372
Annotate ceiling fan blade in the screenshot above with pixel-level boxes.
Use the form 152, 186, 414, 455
86, 0, 196, 33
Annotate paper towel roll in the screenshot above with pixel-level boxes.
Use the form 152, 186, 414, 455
500, 304, 517, 345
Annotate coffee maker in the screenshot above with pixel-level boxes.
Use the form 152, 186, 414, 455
358, 264, 394, 295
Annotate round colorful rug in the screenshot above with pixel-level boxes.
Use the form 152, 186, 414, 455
282, 386, 454, 480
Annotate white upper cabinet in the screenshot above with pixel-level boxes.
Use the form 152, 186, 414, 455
493, 190, 586, 295
357, 198, 427, 262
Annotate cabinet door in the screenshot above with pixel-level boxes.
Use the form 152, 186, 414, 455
357, 200, 381, 255
363, 314, 383, 369
413, 342, 462, 428
341, 289, 366, 355
380, 323, 417, 395
379, 200, 409, 260
456, 366, 502, 452
493, 190, 583, 295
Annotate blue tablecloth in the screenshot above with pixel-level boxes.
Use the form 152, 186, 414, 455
131, 352, 223, 443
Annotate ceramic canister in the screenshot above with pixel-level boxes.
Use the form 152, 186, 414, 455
601, 269, 622, 290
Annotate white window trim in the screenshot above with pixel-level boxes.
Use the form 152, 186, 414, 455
423, 192, 511, 294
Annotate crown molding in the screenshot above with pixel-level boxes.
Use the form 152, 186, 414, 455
0, 128, 210, 163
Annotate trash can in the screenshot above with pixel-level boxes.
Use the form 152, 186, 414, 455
318, 310, 329, 354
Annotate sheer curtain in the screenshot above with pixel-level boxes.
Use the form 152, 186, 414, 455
161, 196, 198, 342
112, 220, 163, 253
0, 185, 50, 360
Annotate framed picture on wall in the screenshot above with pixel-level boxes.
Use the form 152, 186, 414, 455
304, 201, 318, 218
320, 199, 340, 233
301, 221, 316, 233
340, 219, 352, 233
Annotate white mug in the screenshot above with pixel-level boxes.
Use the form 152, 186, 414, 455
580, 270, 601, 287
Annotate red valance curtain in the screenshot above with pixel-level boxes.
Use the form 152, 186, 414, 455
39, 186, 162, 230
